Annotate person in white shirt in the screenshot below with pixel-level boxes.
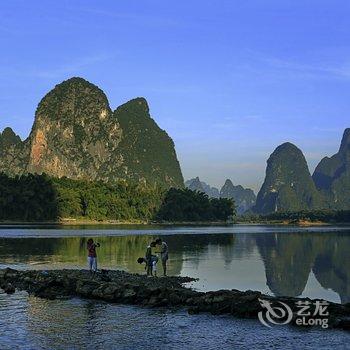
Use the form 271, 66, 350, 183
155, 238, 168, 276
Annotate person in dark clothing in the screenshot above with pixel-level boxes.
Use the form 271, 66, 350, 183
87, 238, 100, 276
144, 241, 156, 276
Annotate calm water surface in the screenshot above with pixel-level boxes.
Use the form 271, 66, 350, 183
0, 224, 349, 349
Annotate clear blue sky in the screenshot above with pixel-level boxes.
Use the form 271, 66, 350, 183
1, 0, 349, 192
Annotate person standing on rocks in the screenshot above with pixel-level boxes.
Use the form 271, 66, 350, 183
145, 241, 156, 276
87, 238, 100, 276
155, 238, 168, 276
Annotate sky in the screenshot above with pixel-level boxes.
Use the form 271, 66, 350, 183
1, 0, 349, 192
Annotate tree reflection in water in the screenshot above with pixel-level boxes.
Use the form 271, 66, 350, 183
0, 230, 349, 303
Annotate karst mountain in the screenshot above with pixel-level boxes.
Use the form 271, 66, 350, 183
0, 77, 184, 188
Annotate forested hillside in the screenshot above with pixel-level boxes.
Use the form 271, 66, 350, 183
0, 173, 234, 222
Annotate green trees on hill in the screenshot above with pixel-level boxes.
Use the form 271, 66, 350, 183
254, 142, 323, 214
53, 176, 163, 221
0, 173, 234, 222
0, 173, 58, 221
156, 188, 235, 222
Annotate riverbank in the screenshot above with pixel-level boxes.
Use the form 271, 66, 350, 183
0, 219, 233, 226
0, 219, 344, 227
1, 268, 349, 331
236, 219, 331, 226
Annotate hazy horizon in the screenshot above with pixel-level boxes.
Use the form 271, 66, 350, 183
1, 1, 349, 192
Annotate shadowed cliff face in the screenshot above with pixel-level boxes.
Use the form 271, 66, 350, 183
254, 142, 323, 214
0, 77, 183, 188
313, 128, 350, 209
115, 97, 184, 188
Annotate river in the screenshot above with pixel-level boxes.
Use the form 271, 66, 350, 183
0, 224, 349, 349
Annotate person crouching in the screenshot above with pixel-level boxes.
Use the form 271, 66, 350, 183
137, 255, 159, 277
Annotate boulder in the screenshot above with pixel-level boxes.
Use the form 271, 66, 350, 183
76, 280, 100, 297
2, 282, 15, 294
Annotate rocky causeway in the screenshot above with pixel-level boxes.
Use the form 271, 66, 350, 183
1, 267, 349, 331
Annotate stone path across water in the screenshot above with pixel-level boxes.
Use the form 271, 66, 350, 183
0, 267, 349, 332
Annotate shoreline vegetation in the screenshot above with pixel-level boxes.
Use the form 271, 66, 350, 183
1, 172, 350, 226
0, 218, 345, 226
0, 173, 234, 223
1, 215, 350, 226
0, 218, 349, 227
237, 210, 350, 226
1, 267, 349, 331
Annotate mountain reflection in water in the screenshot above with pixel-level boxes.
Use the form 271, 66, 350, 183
0, 228, 349, 303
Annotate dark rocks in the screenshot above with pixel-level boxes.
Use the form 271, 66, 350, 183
76, 279, 101, 297
1, 282, 15, 294
2, 267, 19, 280
120, 287, 137, 302
94, 283, 119, 301
334, 318, 350, 331
0, 268, 349, 332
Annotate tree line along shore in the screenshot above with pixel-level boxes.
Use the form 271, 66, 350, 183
0, 173, 235, 223
1, 172, 349, 225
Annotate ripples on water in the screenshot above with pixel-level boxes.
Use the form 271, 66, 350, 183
0, 291, 349, 350
1, 225, 350, 348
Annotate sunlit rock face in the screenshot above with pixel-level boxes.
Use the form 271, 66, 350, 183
26, 77, 123, 181
313, 128, 350, 209
254, 142, 323, 214
0, 77, 183, 188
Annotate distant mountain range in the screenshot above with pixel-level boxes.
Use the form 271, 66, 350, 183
185, 177, 220, 198
253, 128, 350, 214
0, 77, 183, 188
185, 177, 256, 214
220, 179, 257, 214
0, 76, 348, 215
187, 128, 350, 215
